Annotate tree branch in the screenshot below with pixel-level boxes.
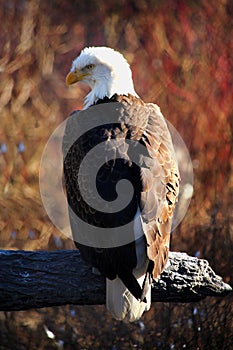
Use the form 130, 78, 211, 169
0, 250, 231, 311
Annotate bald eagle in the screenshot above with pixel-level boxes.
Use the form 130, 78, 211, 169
63, 47, 179, 322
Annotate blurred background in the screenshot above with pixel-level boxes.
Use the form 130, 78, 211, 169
0, 0, 232, 349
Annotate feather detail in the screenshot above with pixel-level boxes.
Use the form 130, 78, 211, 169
106, 274, 151, 322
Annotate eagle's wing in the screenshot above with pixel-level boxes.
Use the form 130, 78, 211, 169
114, 95, 179, 279
137, 102, 180, 279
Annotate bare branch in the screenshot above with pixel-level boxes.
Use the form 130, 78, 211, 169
0, 250, 231, 311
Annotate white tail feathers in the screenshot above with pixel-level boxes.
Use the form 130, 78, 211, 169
106, 274, 151, 322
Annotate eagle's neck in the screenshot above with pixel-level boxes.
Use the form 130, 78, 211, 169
84, 72, 138, 109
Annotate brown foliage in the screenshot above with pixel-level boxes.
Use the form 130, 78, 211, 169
0, 0, 232, 349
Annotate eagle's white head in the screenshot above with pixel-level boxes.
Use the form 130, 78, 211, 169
66, 46, 138, 109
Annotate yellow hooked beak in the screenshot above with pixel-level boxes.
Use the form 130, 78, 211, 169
66, 70, 89, 86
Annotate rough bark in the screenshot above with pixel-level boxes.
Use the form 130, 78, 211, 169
0, 250, 231, 311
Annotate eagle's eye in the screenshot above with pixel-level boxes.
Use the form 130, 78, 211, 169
85, 64, 95, 70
